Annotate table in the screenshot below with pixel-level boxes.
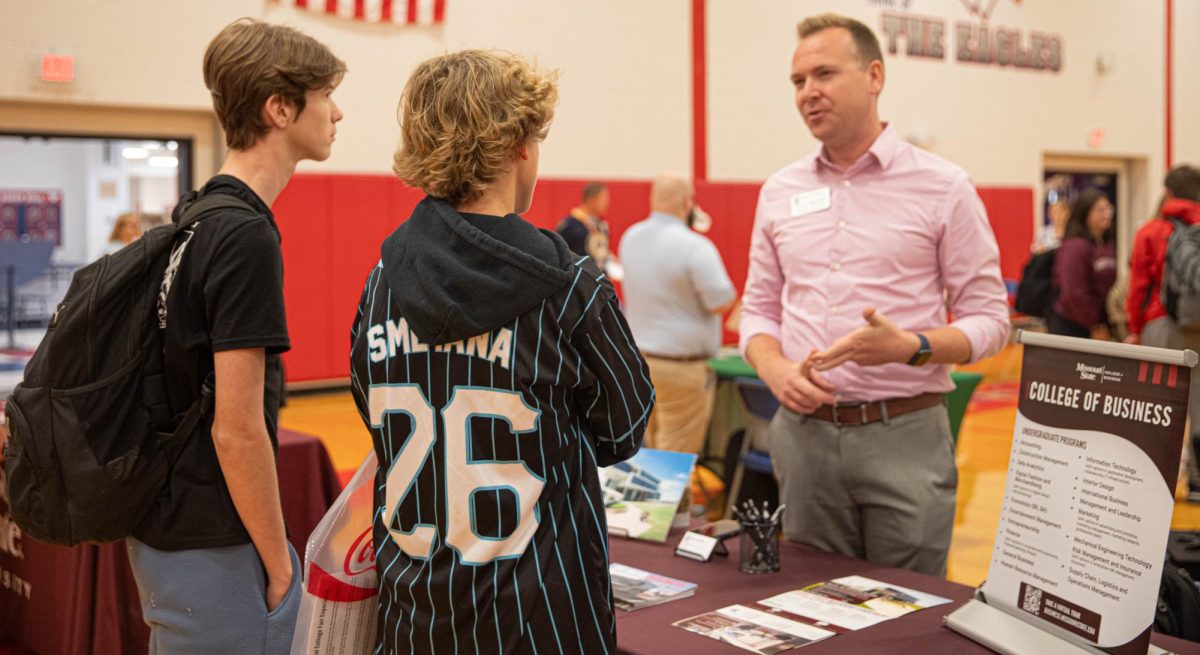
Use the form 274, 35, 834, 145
611, 527, 1200, 654
0, 428, 342, 655
704, 351, 758, 468
708, 350, 757, 379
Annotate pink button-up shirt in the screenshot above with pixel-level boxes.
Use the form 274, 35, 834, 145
739, 125, 1010, 402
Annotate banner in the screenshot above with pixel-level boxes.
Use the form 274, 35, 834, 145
979, 332, 1193, 655
0, 189, 62, 244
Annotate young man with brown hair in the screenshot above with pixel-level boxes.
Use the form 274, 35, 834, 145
126, 18, 344, 654
351, 49, 651, 653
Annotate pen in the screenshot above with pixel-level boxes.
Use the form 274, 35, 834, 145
769, 504, 786, 525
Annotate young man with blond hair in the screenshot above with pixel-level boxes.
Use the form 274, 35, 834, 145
350, 49, 652, 653
740, 13, 1009, 576
126, 18, 344, 654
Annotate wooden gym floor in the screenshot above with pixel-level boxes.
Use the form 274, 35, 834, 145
279, 344, 1200, 587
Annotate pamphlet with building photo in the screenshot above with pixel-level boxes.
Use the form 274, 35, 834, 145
599, 448, 696, 542
673, 604, 835, 654
609, 563, 696, 611
758, 576, 952, 632
675, 576, 950, 652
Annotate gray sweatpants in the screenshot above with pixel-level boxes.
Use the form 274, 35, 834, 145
768, 404, 956, 577
126, 539, 303, 655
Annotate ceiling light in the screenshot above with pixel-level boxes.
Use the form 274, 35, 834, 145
148, 156, 178, 168
122, 147, 148, 159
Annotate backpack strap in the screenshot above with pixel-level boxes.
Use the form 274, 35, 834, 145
158, 193, 259, 329
175, 193, 257, 229
156, 192, 258, 451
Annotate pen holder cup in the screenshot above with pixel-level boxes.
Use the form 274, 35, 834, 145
738, 521, 780, 574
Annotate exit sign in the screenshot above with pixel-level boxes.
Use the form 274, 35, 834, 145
40, 54, 74, 83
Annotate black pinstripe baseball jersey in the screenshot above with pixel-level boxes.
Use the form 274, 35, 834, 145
349, 197, 653, 655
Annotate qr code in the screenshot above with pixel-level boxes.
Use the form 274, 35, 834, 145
1022, 586, 1043, 614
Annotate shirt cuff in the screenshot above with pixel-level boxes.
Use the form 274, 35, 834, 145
738, 315, 783, 359
949, 315, 1010, 364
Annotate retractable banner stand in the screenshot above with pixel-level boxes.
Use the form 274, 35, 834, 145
946, 331, 1197, 655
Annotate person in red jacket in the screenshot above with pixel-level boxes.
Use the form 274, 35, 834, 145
1125, 164, 1200, 498
1126, 166, 1200, 344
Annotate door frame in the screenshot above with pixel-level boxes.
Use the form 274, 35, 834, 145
1041, 153, 1151, 280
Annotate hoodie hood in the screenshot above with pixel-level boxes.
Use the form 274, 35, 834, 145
1163, 198, 1200, 226
381, 196, 576, 344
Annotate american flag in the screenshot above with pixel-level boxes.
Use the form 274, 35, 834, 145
278, 0, 445, 25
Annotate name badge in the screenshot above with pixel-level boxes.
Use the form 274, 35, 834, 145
675, 531, 721, 562
789, 187, 832, 217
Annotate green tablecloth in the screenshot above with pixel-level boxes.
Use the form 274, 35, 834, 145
707, 351, 758, 379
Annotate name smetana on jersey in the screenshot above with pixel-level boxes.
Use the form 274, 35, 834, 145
349, 197, 653, 654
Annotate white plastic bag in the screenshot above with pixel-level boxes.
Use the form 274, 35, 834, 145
290, 451, 379, 655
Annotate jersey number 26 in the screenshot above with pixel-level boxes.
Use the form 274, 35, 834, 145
369, 384, 545, 565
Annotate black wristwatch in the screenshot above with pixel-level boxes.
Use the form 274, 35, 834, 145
906, 333, 932, 366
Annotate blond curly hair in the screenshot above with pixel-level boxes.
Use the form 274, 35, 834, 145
393, 50, 558, 206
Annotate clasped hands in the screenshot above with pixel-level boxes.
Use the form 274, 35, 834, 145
761, 307, 921, 415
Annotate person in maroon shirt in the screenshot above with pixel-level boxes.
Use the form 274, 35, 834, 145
1049, 188, 1117, 339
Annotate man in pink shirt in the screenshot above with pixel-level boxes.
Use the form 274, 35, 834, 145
739, 13, 1010, 576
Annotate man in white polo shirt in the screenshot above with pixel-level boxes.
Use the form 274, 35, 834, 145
621, 171, 737, 454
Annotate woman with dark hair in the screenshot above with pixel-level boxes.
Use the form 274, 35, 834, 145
1049, 188, 1117, 338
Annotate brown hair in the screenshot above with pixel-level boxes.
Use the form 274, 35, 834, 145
203, 18, 346, 150
1064, 188, 1113, 244
797, 13, 884, 68
393, 50, 558, 206
108, 212, 141, 243
1165, 164, 1200, 202
581, 183, 607, 202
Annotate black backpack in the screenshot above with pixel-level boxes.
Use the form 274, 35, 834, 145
2, 193, 252, 546
1155, 560, 1200, 641
1014, 247, 1057, 318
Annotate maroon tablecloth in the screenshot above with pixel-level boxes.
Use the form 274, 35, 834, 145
612, 526, 1200, 655
0, 428, 342, 655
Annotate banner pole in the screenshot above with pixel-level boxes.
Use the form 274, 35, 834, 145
1017, 329, 1198, 368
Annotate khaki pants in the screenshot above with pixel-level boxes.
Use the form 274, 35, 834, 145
644, 357, 716, 455
768, 404, 956, 577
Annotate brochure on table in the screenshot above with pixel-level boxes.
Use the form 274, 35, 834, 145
675, 604, 836, 654
610, 563, 697, 611
674, 576, 951, 653
951, 332, 1195, 655
599, 448, 697, 543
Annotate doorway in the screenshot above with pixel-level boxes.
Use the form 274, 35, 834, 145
1040, 154, 1151, 273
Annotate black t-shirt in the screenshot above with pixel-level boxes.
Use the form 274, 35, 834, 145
134, 174, 291, 551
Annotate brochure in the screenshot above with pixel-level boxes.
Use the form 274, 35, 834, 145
758, 575, 952, 632
673, 604, 835, 654
610, 563, 697, 611
600, 448, 697, 542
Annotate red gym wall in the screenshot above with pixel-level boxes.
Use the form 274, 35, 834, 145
275, 174, 1032, 383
